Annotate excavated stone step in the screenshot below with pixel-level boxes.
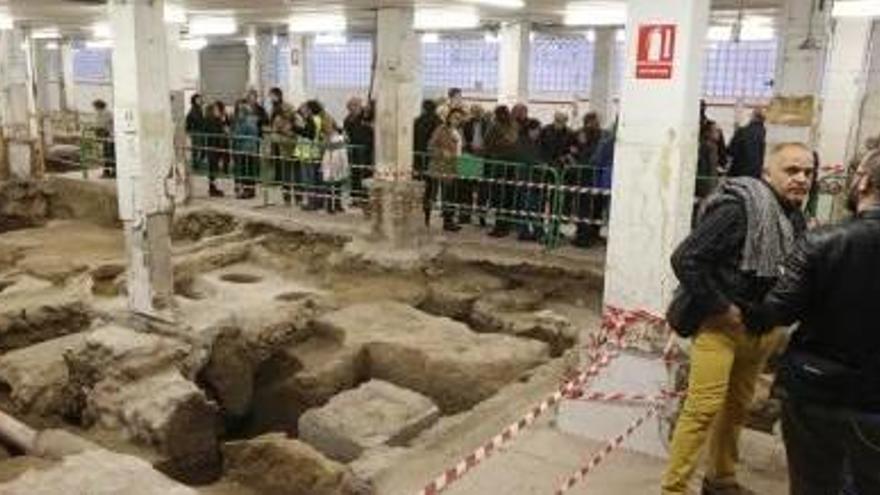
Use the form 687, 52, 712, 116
299, 380, 440, 463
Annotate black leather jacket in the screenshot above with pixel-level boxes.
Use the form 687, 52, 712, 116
756, 208, 880, 411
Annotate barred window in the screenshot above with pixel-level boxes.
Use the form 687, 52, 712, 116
702, 40, 777, 100
422, 33, 499, 93
73, 48, 112, 83
307, 36, 373, 89
529, 32, 593, 97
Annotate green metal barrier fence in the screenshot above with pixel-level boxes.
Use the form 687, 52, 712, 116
78, 130, 725, 251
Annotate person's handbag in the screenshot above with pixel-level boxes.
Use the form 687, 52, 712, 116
665, 286, 701, 338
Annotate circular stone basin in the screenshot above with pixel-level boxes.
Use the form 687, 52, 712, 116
275, 291, 311, 302
219, 273, 263, 284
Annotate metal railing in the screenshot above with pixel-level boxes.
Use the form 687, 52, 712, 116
70, 130, 743, 251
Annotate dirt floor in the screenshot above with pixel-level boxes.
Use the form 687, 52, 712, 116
0, 180, 791, 495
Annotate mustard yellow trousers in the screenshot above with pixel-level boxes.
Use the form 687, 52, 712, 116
661, 327, 784, 494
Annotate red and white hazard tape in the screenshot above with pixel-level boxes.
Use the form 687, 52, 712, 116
566, 389, 683, 404
415, 306, 673, 495
416, 346, 622, 495
554, 402, 663, 495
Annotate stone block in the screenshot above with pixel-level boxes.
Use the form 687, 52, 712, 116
0, 449, 197, 495
86, 368, 219, 466
299, 380, 439, 462
17, 255, 88, 285
471, 291, 577, 356
314, 302, 549, 413
421, 269, 508, 320
223, 433, 362, 495
0, 290, 92, 353
248, 338, 366, 436
0, 332, 88, 415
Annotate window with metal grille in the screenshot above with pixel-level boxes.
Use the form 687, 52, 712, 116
702, 40, 777, 100
307, 36, 373, 89
73, 48, 112, 83
529, 32, 593, 97
422, 33, 498, 93
263, 35, 291, 93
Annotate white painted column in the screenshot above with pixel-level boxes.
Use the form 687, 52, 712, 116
590, 27, 617, 126
248, 30, 273, 96
287, 34, 308, 104
109, 0, 176, 317
498, 21, 530, 107
0, 28, 42, 178
816, 18, 873, 171
769, 0, 831, 144
604, 0, 710, 315
363, 7, 426, 254
60, 40, 76, 112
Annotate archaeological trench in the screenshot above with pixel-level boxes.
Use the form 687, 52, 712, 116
0, 176, 617, 495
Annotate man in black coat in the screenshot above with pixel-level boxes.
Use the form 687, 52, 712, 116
413, 99, 442, 180
752, 150, 880, 495
728, 109, 767, 178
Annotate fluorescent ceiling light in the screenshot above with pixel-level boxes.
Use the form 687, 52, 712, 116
415, 7, 479, 30
833, 0, 880, 17
165, 3, 187, 24
461, 0, 525, 9
189, 17, 237, 36
314, 33, 347, 45
0, 13, 13, 30
180, 37, 208, 50
564, 1, 627, 26
85, 39, 113, 50
92, 22, 111, 39
45, 41, 59, 50
32, 28, 61, 39
288, 13, 346, 33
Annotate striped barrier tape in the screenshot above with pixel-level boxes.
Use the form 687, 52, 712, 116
416, 345, 622, 495
554, 402, 663, 495
565, 389, 684, 403
415, 306, 671, 495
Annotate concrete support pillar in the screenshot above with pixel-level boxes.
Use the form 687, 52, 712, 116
604, 0, 710, 315
287, 34, 308, 104
590, 27, 617, 127
247, 29, 273, 96
0, 29, 43, 179
816, 18, 873, 170
770, 0, 831, 144
60, 40, 76, 112
498, 21, 530, 106
109, 0, 176, 318
364, 7, 426, 257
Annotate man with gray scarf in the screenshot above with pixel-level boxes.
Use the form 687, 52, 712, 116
662, 142, 815, 495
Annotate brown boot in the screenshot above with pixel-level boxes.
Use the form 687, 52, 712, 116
701, 479, 757, 495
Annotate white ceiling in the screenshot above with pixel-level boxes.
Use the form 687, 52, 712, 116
3, 0, 786, 34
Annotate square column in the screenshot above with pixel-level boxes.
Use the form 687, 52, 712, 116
287, 34, 308, 104
816, 18, 873, 170
498, 21, 530, 107
590, 27, 617, 126
604, 0, 710, 314
366, 7, 425, 253
110, 0, 176, 317
60, 40, 76, 112
0, 29, 43, 179
770, 0, 831, 144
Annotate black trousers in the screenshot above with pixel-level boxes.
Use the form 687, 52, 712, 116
782, 400, 880, 495
424, 177, 455, 225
